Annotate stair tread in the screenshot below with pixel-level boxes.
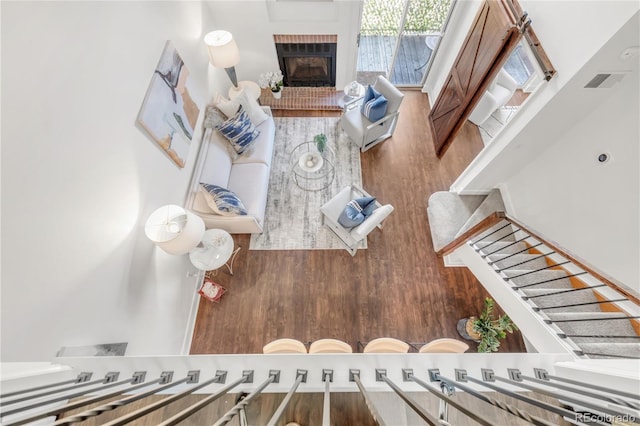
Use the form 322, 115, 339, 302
477, 241, 530, 256
579, 342, 640, 359
546, 311, 633, 318
505, 269, 573, 289
427, 192, 485, 251
454, 189, 505, 239
522, 287, 601, 312
488, 254, 549, 270
548, 312, 637, 337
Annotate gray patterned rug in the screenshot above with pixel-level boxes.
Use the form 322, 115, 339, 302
249, 117, 363, 250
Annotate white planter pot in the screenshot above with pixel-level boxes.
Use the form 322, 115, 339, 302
271, 90, 282, 99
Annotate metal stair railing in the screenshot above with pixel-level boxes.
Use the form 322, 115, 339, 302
439, 211, 640, 359
4, 361, 638, 425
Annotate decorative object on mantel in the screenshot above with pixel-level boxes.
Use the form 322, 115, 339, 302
457, 297, 518, 352
137, 41, 199, 168
259, 70, 284, 99
204, 30, 240, 88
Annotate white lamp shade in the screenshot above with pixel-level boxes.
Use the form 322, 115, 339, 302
204, 30, 240, 68
145, 205, 205, 255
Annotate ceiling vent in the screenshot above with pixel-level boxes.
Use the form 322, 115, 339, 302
584, 72, 626, 89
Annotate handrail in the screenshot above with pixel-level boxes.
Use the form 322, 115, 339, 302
436, 211, 506, 256
506, 215, 640, 306
436, 209, 639, 307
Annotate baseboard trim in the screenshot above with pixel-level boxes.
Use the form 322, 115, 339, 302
443, 252, 466, 267
181, 271, 205, 355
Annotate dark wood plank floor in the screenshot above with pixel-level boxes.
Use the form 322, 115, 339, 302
190, 91, 526, 355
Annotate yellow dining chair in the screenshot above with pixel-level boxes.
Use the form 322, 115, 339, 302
419, 338, 469, 353
309, 338, 353, 353
262, 338, 308, 354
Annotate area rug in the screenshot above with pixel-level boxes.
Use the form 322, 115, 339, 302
479, 105, 520, 145
249, 117, 363, 250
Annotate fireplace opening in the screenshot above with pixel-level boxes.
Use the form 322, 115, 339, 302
276, 42, 336, 87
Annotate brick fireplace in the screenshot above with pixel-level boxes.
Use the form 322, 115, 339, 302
274, 34, 337, 88
261, 35, 341, 111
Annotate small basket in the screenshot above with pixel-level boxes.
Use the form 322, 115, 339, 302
198, 279, 226, 303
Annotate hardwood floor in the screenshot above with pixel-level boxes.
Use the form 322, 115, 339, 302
190, 91, 526, 355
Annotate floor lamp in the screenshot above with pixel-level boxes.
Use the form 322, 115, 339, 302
204, 30, 240, 88
145, 205, 205, 255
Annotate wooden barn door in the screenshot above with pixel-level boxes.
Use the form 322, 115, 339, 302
429, 0, 522, 157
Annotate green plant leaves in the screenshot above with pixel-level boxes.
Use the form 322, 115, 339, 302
472, 298, 517, 353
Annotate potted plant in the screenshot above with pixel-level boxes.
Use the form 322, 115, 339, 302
457, 297, 517, 352
314, 133, 327, 154
259, 70, 284, 99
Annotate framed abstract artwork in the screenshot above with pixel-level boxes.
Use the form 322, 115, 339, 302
137, 41, 200, 168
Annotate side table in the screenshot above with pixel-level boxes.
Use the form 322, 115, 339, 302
229, 81, 261, 101
189, 229, 240, 274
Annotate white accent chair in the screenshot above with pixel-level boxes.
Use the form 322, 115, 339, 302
340, 76, 405, 152
320, 185, 394, 256
468, 69, 518, 126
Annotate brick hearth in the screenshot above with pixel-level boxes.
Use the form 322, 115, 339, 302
259, 87, 343, 111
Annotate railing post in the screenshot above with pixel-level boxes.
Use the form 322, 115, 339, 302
375, 369, 440, 425
458, 369, 609, 425
266, 370, 307, 426
512, 369, 640, 410
490, 369, 637, 418
158, 372, 251, 426
99, 370, 223, 426
0, 372, 116, 409
350, 369, 386, 426
1, 372, 146, 425
433, 370, 562, 426
322, 370, 332, 426
211, 370, 279, 426
55, 372, 179, 425
0, 372, 92, 400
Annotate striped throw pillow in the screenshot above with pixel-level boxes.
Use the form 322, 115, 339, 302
215, 108, 260, 156
200, 183, 248, 216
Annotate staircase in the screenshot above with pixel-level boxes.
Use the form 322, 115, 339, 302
427, 189, 505, 264
427, 190, 640, 360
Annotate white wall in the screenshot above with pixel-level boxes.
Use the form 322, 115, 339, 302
1, 1, 214, 361
443, 5, 640, 291
203, 0, 362, 98
502, 42, 639, 291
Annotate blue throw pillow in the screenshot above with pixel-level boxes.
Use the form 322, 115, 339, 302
200, 183, 248, 216
360, 85, 380, 115
338, 197, 377, 228
362, 94, 388, 122
215, 108, 260, 156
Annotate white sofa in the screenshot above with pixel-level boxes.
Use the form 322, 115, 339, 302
186, 106, 276, 234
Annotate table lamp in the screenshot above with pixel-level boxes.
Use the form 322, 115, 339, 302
204, 30, 240, 88
145, 205, 205, 255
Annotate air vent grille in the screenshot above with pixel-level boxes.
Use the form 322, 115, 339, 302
584, 73, 625, 89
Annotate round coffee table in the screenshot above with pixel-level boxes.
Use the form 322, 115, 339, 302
289, 141, 335, 191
